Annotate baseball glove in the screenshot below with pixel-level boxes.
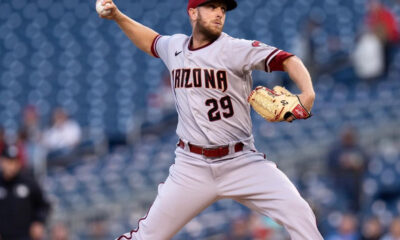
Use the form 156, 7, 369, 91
248, 86, 311, 122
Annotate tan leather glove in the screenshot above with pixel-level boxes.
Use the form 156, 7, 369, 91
248, 86, 311, 122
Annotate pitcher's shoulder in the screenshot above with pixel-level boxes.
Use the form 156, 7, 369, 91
222, 33, 254, 47
169, 33, 190, 41
224, 35, 274, 52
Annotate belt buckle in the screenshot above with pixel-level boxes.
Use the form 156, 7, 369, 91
202, 146, 226, 157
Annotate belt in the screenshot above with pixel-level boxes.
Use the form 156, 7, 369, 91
178, 139, 244, 158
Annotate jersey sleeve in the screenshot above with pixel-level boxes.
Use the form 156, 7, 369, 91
228, 39, 294, 73
151, 35, 171, 62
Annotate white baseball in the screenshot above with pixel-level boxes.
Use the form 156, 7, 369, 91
96, 0, 112, 16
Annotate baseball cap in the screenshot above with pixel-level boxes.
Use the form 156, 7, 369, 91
0, 145, 19, 161
187, 0, 237, 13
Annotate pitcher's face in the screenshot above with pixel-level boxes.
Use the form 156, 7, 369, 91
195, 1, 227, 39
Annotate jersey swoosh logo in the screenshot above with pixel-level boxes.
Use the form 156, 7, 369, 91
175, 51, 182, 56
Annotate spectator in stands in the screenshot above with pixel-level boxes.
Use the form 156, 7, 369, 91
328, 127, 368, 211
21, 105, 42, 144
21, 105, 42, 163
42, 107, 81, 151
226, 215, 252, 240
326, 213, 359, 240
295, 15, 350, 83
295, 17, 320, 75
248, 213, 274, 240
353, 29, 385, 81
86, 215, 109, 240
41, 108, 82, 166
381, 217, 400, 240
50, 222, 69, 240
365, 0, 399, 76
15, 128, 28, 169
20, 105, 47, 178
292, 15, 322, 84
0, 145, 51, 240
0, 126, 5, 155
360, 216, 383, 240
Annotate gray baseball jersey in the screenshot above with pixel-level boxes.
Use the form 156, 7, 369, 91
152, 32, 287, 146
117, 33, 323, 240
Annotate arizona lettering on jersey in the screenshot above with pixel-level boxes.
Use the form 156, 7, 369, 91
151, 33, 293, 146
172, 68, 228, 92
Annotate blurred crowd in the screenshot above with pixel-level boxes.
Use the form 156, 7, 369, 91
222, 213, 400, 240
293, 0, 399, 85
0, 106, 82, 178
1, 0, 400, 239
0, 106, 84, 240
222, 127, 400, 240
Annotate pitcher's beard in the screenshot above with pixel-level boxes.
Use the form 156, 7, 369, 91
195, 12, 223, 42
197, 22, 221, 41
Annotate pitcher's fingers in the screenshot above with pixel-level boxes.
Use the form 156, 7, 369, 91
102, 0, 113, 5
286, 115, 295, 123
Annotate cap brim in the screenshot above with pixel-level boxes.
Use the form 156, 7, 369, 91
199, 0, 237, 11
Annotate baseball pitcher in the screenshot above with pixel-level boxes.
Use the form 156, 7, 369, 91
97, 0, 323, 239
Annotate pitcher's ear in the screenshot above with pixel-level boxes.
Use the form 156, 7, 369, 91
188, 7, 198, 20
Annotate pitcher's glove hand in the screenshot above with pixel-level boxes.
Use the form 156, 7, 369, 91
248, 86, 311, 122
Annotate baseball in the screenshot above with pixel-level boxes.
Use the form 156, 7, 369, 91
96, 0, 112, 16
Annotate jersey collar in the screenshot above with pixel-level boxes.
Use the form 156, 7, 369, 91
188, 33, 224, 51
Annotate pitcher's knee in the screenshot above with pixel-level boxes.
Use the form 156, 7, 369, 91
283, 197, 316, 219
